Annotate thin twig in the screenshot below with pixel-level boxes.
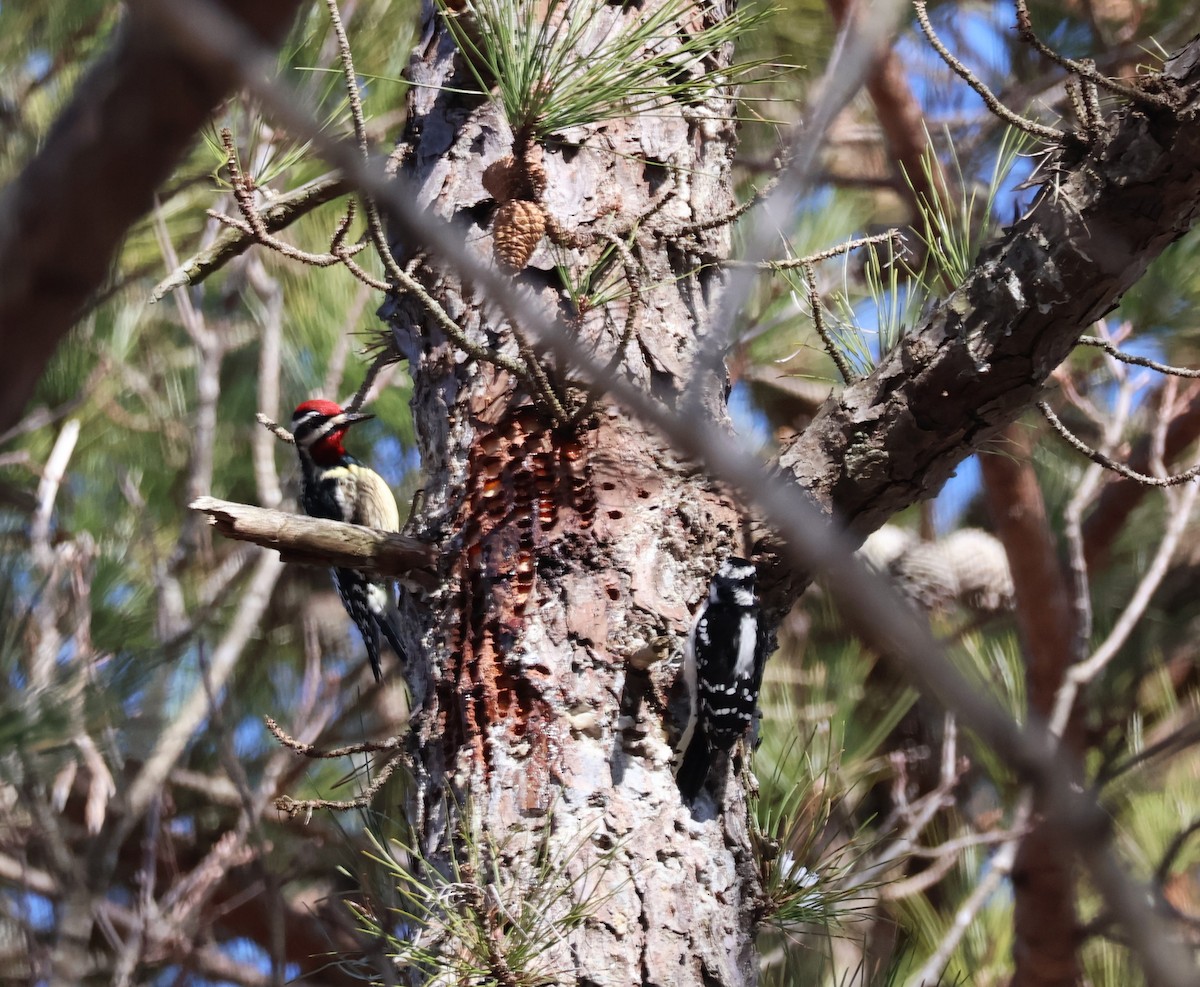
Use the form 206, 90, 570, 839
1062, 454, 1106, 662
329, 240, 390, 290
154, 199, 226, 553
597, 230, 643, 376
212, 129, 370, 270
1078, 335, 1200, 378
1060, 352, 1136, 662
565, 229, 646, 426
30, 418, 81, 567
850, 717, 964, 889
195, 643, 289, 985
247, 256, 284, 509
803, 262, 857, 384
265, 715, 404, 757
0, 359, 110, 447
726, 229, 905, 270
149, 175, 347, 300
273, 753, 405, 818
1039, 401, 1200, 486
153, 199, 214, 349
906, 798, 1033, 987
256, 412, 295, 445
1150, 379, 1178, 494
1155, 818, 1200, 891
880, 847, 960, 900
324, 0, 370, 160
905, 826, 1031, 858
913, 0, 1062, 141
345, 347, 395, 414
1101, 717, 1200, 785
1014, 0, 1177, 110
1065, 76, 1089, 133
1049, 453, 1200, 737
665, 172, 782, 238
120, 553, 286, 830
1080, 75, 1105, 137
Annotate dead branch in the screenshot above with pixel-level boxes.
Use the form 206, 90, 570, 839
273, 753, 405, 819
189, 495, 437, 584
1014, 0, 1177, 110
1038, 402, 1200, 487
801, 261, 857, 384
913, 0, 1062, 141
264, 715, 404, 758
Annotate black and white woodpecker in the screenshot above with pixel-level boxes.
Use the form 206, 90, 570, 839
676, 557, 769, 802
290, 398, 405, 682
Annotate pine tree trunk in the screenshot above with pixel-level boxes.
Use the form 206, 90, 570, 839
383, 1, 759, 984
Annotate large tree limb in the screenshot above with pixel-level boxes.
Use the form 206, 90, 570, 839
0, 0, 306, 435
779, 46, 1200, 539
189, 496, 438, 584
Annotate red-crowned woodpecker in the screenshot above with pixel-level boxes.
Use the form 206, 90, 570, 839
290, 398, 404, 682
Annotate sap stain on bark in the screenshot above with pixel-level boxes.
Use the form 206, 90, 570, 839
442, 404, 598, 795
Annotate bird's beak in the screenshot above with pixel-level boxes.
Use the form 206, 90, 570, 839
337, 411, 374, 428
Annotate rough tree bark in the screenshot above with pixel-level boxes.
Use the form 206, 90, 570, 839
777, 43, 1200, 540
384, 0, 759, 983
377, 8, 1200, 981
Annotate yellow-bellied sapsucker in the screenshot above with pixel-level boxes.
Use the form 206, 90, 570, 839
290, 398, 405, 682
676, 557, 768, 801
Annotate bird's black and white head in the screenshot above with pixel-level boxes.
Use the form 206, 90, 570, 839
290, 399, 373, 466
709, 557, 757, 607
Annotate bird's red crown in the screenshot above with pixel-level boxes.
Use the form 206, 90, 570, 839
291, 398, 359, 464
293, 398, 345, 418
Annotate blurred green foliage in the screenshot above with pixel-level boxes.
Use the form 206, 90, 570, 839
4, 0, 1200, 983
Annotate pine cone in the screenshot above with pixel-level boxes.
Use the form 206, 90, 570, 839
524, 142, 547, 200
483, 144, 548, 203
493, 199, 547, 270
483, 154, 522, 203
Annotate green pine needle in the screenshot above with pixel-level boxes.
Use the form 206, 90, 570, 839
439, 0, 777, 140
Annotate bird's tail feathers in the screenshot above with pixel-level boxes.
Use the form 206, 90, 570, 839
363, 621, 384, 683
676, 732, 712, 803
376, 609, 407, 673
